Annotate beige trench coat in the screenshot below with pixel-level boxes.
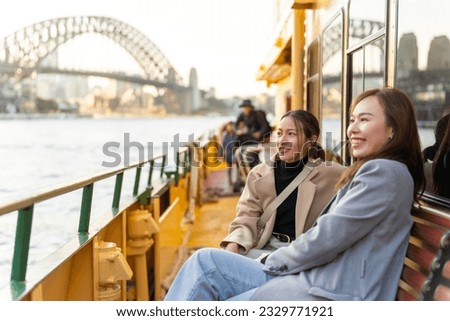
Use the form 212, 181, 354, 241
220, 157, 345, 254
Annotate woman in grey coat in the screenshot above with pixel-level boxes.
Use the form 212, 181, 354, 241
164, 87, 425, 301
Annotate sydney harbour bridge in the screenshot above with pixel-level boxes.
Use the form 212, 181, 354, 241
0, 16, 204, 115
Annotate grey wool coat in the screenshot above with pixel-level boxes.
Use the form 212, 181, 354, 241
250, 159, 414, 301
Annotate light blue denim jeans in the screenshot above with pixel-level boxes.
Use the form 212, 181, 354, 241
164, 248, 273, 300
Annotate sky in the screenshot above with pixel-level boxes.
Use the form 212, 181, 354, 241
0, 0, 277, 99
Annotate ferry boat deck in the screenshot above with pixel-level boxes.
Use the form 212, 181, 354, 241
188, 164, 240, 249
159, 164, 240, 297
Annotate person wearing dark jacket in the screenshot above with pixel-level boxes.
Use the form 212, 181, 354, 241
236, 99, 272, 145
423, 114, 449, 162
432, 114, 450, 197
235, 99, 272, 169
422, 114, 450, 195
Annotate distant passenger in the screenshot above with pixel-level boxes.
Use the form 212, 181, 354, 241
431, 114, 450, 197
423, 114, 449, 162
235, 99, 272, 169
423, 113, 450, 195
221, 110, 344, 258
164, 87, 425, 301
221, 121, 238, 186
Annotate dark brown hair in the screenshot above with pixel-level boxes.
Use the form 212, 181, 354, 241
281, 110, 325, 160
432, 114, 450, 196
336, 87, 425, 201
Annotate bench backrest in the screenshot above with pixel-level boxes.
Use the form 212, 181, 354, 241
396, 201, 450, 300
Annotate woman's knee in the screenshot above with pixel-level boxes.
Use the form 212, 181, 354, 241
191, 248, 221, 261
188, 248, 225, 269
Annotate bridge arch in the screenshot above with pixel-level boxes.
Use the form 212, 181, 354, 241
322, 19, 385, 65
0, 16, 182, 85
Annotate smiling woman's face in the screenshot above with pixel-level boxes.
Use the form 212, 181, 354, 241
276, 116, 308, 163
347, 95, 393, 159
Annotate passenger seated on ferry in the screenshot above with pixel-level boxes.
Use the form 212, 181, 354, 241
422, 114, 450, 194
221, 121, 238, 186
164, 87, 425, 301
431, 114, 450, 197
235, 99, 272, 169
220, 110, 344, 258
423, 114, 449, 162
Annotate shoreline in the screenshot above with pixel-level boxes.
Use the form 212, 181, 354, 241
0, 113, 93, 120
0, 112, 234, 120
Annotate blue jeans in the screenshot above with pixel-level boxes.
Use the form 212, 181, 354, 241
164, 248, 273, 300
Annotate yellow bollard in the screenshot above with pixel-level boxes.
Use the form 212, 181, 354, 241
97, 241, 133, 301
127, 207, 159, 300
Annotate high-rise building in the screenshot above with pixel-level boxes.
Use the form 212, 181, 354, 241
188, 67, 201, 113
427, 35, 450, 70
397, 33, 418, 78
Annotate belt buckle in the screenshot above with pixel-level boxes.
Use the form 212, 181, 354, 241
273, 232, 291, 243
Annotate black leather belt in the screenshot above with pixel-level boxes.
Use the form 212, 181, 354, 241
272, 232, 291, 243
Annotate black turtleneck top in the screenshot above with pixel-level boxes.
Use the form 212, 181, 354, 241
273, 157, 307, 239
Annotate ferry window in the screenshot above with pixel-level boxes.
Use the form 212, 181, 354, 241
396, 0, 450, 201
363, 38, 384, 89
348, 0, 386, 48
307, 39, 320, 117
321, 14, 343, 155
308, 38, 320, 76
351, 48, 364, 98
307, 79, 319, 117
348, 37, 385, 165
349, 38, 385, 100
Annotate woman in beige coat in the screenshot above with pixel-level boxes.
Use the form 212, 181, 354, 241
220, 110, 344, 257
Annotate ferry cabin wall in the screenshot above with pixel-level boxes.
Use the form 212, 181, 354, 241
273, 77, 292, 129
270, 0, 450, 205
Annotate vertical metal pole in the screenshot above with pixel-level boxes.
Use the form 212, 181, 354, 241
133, 167, 142, 197
78, 184, 94, 234
174, 151, 180, 186
160, 155, 166, 178
183, 150, 190, 177
112, 172, 124, 215
11, 206, 34, 282
292, 9, 306, 110
148, 160, 154, 187
186, 146, 199, 222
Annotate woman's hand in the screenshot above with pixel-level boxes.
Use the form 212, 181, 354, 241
225, 242, 240, 253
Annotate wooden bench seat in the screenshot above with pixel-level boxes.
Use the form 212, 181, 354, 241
396, 201, 450, 301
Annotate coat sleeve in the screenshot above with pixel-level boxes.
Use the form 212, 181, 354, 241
236, 113, 245, 127
262, 160, 413, 275
254, 111, 271, 139
220, 166, 265, 253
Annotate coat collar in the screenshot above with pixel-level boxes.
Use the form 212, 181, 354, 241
251, 155, 322, 233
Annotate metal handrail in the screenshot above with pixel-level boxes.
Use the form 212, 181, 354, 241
161, 146, 190, 186
0, 154, 165, 216
3, 153, 167, 283
413, 200, 450, 220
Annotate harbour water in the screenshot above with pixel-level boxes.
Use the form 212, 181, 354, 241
0, 115, 232, 286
